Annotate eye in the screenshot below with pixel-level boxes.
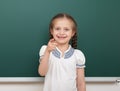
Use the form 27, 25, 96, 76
64, 28, 69, 31
54, 27, 60, 31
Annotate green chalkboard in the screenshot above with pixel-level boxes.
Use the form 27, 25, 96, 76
0, 0, 120, 77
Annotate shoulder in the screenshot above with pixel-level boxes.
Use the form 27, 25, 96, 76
74, 49, 85, 60
39, 45, 47, 57
74, 49, 86, 68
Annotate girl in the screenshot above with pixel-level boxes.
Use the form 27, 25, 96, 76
38, 13, 86, 91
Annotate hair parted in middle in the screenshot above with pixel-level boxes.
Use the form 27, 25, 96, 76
49, 13, 78, 49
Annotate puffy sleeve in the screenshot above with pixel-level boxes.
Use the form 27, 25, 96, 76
39, 45, 47, 60
75, 49, 86, 68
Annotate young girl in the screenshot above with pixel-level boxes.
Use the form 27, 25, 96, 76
38, 13, 86, 91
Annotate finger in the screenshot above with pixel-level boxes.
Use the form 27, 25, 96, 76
53, 42, 58, 46
49, 38, 55, 43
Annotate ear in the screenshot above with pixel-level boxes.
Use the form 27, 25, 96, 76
72, 31, 75, 37
50, 29, 53, 35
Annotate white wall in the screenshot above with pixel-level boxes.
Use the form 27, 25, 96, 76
0, 77, 120, 91
86, 82, 120, 91
0, 82, 120, 91
0, 82, 43, 91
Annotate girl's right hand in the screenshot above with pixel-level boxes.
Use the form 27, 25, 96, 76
46, 38, 57, 53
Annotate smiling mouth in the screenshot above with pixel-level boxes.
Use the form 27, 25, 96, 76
57, 36, 67, 39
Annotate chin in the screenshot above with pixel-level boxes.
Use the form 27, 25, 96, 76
57, 41, 68, 45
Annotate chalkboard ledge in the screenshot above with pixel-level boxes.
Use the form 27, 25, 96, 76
0, 77, 120, 83
0, 77, 44, 83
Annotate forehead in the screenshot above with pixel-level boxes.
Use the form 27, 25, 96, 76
53, 18, 73, 27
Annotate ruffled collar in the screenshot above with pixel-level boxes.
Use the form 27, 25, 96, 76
52, 45, 74, 59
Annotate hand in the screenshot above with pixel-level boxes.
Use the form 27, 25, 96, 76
46, 38, 57, 52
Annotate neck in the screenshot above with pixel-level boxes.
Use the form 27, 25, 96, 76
56, 44, 69, 53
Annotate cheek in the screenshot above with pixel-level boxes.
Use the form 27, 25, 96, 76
50, 30, 55, 36
51, 31, 57, 38
68, 32, 74, 37
52, 32, 57, 36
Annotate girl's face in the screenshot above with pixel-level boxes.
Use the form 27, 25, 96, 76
50, 18, 75, 45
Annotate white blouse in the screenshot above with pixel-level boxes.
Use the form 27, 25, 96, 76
39, 45, 85, 91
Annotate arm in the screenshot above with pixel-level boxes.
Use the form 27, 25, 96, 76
76, 68, 86, 91
38, 38, 57, 76
38, 49, 50, 76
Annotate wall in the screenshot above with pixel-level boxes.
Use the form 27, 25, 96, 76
0, 82, 120, 91
0, 77, 120, 91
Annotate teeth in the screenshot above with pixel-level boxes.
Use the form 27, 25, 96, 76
57, 35, 66, 38
58, 36, 66, 38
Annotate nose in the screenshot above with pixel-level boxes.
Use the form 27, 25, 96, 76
59, 29, 64, 34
